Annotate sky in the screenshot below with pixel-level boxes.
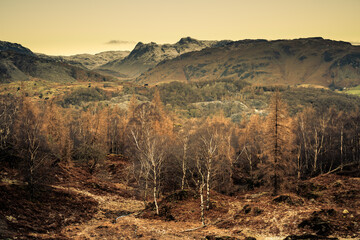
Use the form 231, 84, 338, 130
1, 0, 359, 55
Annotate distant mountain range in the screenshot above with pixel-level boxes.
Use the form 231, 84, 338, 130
1, 37, 360, 88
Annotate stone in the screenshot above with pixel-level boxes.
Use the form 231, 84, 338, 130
284, 234, 338, 240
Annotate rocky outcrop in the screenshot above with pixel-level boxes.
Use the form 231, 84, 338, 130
96, 37, 231, 78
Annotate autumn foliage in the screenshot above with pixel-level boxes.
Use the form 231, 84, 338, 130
1, 89, 359, 218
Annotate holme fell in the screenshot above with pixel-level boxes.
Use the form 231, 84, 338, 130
0, 37, 359, 239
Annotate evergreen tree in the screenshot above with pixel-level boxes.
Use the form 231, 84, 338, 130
263, 91, 295, 195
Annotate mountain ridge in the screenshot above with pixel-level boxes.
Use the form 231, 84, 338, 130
136, 37, 360, 88
0, 42, 114, 83
37, 50, 130, 70
1, 38, 360, 89
96, 37, 232, 78
0, 40, 35, 56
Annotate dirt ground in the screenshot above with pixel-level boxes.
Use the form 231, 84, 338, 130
1, 155, 359, 239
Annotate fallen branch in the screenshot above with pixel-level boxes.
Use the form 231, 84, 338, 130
114, 213, 133, 223
180, 216, 233, 233
323, 162, 358, 176
180, 224, 209, 233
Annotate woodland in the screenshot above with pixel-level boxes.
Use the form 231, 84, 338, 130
1, 17, 360, 240
1, 81, 360, 239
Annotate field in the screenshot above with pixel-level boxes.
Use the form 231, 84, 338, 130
345, 85, 360, 96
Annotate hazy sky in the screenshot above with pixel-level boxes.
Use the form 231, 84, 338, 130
1, 0, 359, 55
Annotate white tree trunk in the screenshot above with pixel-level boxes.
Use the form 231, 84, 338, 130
200, 182, 205, 225
181, 141, 187, 190
206, 161, 211, 210
154, 181, 159, 215
340, 127, 344, 170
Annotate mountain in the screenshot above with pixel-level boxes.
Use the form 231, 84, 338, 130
3, 38, 360, 88
0, 40, 35, 56
96, 37, 232, 78
63, 51, 130, 70
136, 37, 360, 88
0, 42, 114, 83
37, 51, 130, 70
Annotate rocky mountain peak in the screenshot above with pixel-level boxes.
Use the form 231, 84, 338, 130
97, 37, 235, 78
177, 37, 201, 45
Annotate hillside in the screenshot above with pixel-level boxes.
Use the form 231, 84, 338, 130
136, 38, 360, 88
1, 154, 359, 239
0, 40, 35, 56
1, 50, 360, 239
0, 42, 114, 83
96, 37, 232, 78
37, 51, 130, 70
63, 51, 130, 70
116, 80, 360, 121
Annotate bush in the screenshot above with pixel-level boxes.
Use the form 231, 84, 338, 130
60, 87, 109, 107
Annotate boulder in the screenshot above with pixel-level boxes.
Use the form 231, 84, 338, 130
284, 234, 338, 240
205, 235, 240, 240
298, 216, 333, 236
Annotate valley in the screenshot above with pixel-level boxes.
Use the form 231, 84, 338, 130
1, 37, 360, 240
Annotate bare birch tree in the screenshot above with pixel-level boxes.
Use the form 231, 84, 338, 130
131, 127, 166, 215
14, 98, 52, 196
0, 96, 18, 156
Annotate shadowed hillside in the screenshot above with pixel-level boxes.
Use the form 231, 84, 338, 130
0, 42, 115, 83
0, 40, 35, 56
